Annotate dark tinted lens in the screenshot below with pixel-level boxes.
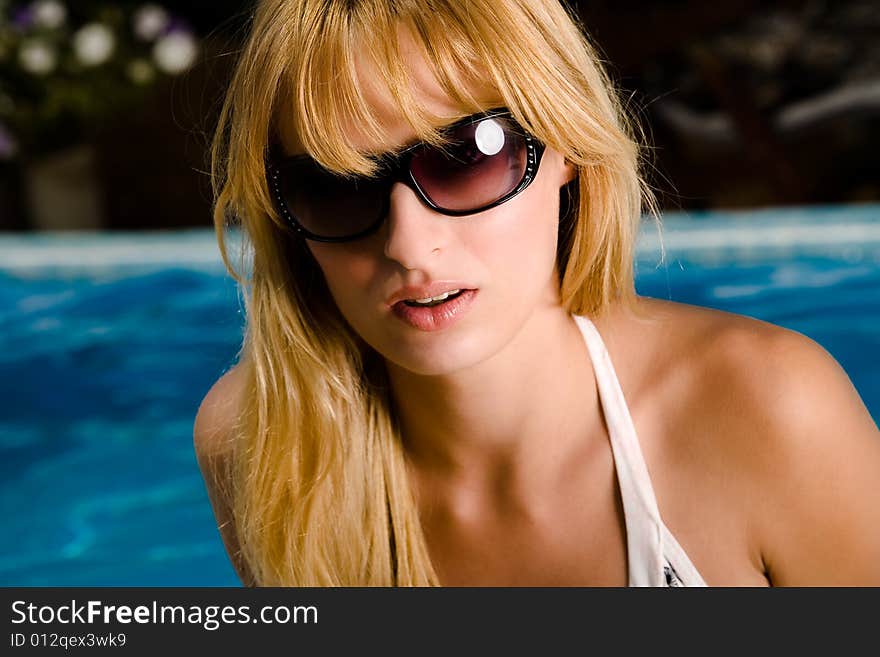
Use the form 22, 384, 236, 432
409, 116, 528, 212
274, 159, 388, 239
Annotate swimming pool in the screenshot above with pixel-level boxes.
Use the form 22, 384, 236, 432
1, 204, 878, 586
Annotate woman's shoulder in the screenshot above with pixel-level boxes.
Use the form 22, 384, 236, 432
631, 296, 870, 428
610, 296, 877, 457
595, 296, 808, 415
193, 362, 249, 460
602, 295, 853, 407
608, 297, 880, 584
193, 362, 257, 586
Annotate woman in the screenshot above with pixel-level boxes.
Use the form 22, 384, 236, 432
194, 0, 880, 586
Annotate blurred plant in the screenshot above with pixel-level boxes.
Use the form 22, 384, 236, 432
0, 0, 200, 160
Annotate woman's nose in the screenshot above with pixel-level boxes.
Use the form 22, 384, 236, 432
382, 182, 448, 268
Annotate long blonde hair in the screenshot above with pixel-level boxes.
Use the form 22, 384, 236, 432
210, 0, 657, 585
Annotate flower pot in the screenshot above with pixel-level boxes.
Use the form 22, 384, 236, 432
23, 144, 105, 231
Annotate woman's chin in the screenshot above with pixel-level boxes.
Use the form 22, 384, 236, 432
381, 335, 489, 378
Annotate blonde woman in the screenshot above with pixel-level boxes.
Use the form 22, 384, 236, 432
194, 0, 880, 586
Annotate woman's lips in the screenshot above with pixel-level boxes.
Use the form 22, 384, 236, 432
391, 289, 478, 332
386, 282, 477, 307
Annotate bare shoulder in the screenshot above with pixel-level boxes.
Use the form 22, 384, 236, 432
648, 296, 878, 441
193, 362, 256, 586
595, 295, 804, 412
700, 304, 880, 585
614, 296, 874, 425
621, 297, 880, 585
193, 362, 250, 461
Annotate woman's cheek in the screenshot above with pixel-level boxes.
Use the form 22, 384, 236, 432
308, 245, 377, 312
494, 198, 559, 283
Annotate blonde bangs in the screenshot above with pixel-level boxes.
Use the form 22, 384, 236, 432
283, 8, 414, 174
281, 2, 518, 176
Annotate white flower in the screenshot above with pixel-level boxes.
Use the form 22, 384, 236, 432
127, 58, 155, 85
73, 23, 115, 67
18, 38, 56, 75
153, 30, 197, 74
32, 1, 67, 30
133, 4, 170, 41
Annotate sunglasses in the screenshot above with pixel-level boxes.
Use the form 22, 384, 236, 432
266, 108, 546, 243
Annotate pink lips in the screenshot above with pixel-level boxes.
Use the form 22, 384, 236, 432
391, 289, 478, 331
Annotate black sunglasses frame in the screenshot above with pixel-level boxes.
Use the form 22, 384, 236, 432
265, 108, 547, 243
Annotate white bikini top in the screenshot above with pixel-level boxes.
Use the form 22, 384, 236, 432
573, 314, 708, 587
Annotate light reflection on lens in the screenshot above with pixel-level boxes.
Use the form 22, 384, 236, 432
475, 119, 505, 155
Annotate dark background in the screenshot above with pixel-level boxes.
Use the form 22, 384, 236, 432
1, 0, 878, 231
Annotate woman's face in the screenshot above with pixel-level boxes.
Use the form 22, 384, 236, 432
282, 56, 575, 377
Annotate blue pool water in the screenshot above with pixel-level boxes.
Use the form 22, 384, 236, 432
1, 204, 878, 586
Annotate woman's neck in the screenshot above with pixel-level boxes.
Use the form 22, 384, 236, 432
386, 303, 603, 496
